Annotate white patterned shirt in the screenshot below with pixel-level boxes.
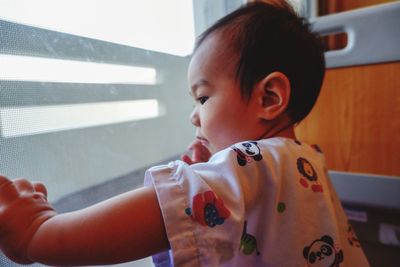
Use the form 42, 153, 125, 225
144, 137, 370, 267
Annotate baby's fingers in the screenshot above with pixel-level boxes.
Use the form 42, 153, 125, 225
0, 175, 19, 203
192, 144, 211, 162
181, 154, 194, 165
0, 175, 12, 189
14, 179, 48, 201
14, 178, 35, 193
33, 182, 48, 198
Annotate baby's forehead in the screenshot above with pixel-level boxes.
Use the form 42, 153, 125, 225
207, 26, 242, 57
194, 31, 239, 72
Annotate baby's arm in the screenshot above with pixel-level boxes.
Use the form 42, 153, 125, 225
181, 139, 211, 165
0, 175, 169, 266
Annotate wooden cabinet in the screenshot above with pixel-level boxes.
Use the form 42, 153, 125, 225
296, 62, 400, 176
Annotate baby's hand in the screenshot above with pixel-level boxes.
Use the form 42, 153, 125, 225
0, 175, 55, 264
181, 139, 211, 165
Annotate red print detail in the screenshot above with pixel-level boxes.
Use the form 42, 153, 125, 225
190, 190, 231, 227
312, 184, 323, 192
299, 178, 309, 188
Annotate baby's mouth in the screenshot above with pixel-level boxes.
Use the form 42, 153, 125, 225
196, 136, 208, 143
196, 136, 210, 147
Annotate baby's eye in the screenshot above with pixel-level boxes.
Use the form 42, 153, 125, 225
197, 96, 209, 105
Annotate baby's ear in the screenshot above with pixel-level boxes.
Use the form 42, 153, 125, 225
255, 72, 291, 120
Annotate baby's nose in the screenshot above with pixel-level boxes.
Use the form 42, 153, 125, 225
190, 108, 200, 127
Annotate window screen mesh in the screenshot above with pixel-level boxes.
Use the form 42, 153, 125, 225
0, 17, 192, 267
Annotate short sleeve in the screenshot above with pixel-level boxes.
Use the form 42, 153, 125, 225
144, 147, 265, 266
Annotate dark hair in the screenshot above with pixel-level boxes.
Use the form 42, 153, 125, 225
195, 1, 325, 123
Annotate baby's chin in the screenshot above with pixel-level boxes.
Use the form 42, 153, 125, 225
209, 143, 233, 155
207, 137, 245, 154
204, 144, 215, 155
202, 142, 218, 155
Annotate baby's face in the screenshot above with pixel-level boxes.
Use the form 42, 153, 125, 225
187, 33, 264, 154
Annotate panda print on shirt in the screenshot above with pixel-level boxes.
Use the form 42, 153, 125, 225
303, 235, 344, 267
231, 141, 263, 166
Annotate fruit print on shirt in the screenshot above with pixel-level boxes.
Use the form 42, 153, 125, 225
239, 220, 260, 256
185, 190, 231, 227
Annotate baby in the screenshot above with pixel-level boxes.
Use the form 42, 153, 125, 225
0, 1, 370, 266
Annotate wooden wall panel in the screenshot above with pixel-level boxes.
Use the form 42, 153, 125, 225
295, 62, 400, 176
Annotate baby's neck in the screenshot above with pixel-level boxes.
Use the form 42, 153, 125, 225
258, 116, 296, 140
274, 125, 296, 139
